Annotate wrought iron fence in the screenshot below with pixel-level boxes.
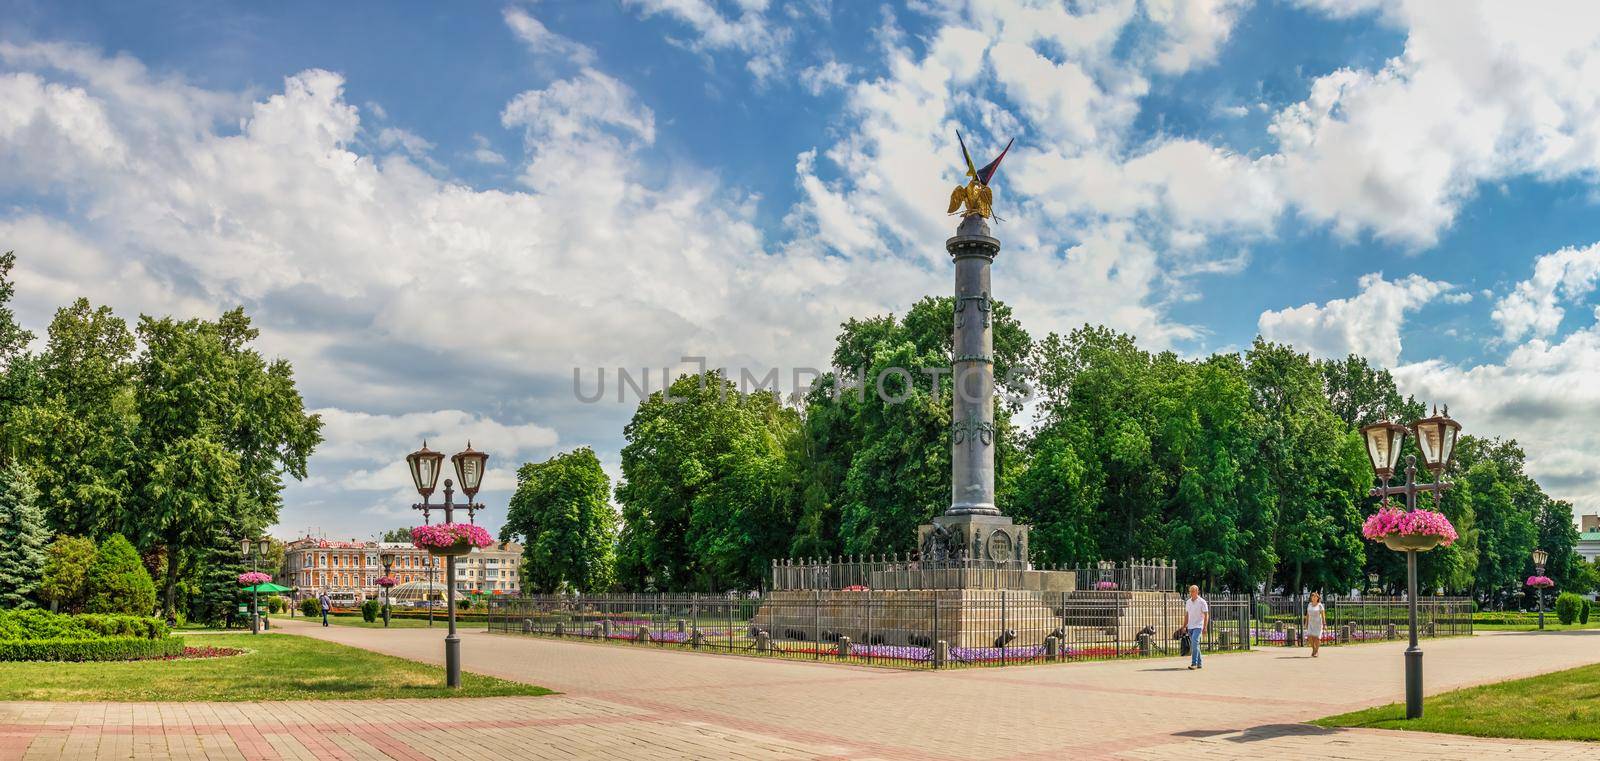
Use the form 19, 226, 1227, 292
1252, 595, 1474, 646
487, 590, 1251, 669
768, 556, 1176, 593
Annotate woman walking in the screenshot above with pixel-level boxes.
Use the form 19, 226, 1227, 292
1304, 592, 1326, 657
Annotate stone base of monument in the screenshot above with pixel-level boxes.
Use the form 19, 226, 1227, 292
753, 585, 1184, 652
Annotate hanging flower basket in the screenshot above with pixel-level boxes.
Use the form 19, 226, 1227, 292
1526, 575, 1554, 589
1362, 506, 1457, 553
411, 523, 495, 557
376, 576, 398, 588
238, 571, 271, 586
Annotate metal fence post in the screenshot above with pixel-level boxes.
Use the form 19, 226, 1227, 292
814, 588, 822, 661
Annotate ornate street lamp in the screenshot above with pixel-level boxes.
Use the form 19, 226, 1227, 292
1359, 405, 1462, 721
406, 441, 489, 689
1532, 548, 1549, 630
379, 551, 396, 628
241, 538, 271, 635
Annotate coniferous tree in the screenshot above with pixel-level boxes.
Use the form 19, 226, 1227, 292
0, 463, 49, 608
84, 533, 158, 615
38, 535, 97, 613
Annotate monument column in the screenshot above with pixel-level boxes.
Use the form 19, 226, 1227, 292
948, 214, 999, 516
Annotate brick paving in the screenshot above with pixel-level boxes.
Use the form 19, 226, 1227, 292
2, 619, 1595, 760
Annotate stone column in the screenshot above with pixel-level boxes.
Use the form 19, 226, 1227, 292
948, 214, 1000, 516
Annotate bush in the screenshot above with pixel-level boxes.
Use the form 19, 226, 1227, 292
39, 535, 96, 613
1555, 592, 1582, 625
0, 636, 185, 662
0, 609, 169, 640
267, 596, 285, 614
300, 597, 321, 618
1582, 599, 1592, 625
84, 534, 157, 615
457, 598, 471, 611
361, 599, 380, 622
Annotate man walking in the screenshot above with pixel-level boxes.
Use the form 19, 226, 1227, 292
1185, 584, 1209, 670
319, 591, 332, 627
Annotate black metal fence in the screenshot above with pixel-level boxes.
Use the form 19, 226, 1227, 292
1252, 595, 1474, 646
768, 557, 1176, 593
488, 591, 1251, 669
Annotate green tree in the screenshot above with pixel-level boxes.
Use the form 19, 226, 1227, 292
3, 299, 138, 538
380, 527, 414, 543
38, 535, 97, 612
0, 463, 49, 608
1450, 436, 1539, 607
84, 533, 157, 615
502, 447, 616, 593
616, 371, 800, 591
132, 311, 322, 617
0, 252, 34, 366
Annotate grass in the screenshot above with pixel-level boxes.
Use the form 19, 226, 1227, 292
1315, 659, 1600, 742
0, 633, 550, 702
1473, 621, 1600, 632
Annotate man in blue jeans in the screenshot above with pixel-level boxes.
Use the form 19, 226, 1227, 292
319, 591, 332, 627
1185, 584, 1209, 670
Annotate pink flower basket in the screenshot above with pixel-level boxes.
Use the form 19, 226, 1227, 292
238, 571, 271, 586
1526, 575, 1554, 589
376, 576, 398, 588
1361, 506, 1457, 553
411, 523, 495, 557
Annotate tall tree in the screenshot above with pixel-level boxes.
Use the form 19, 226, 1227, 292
0, 252, 33, 367
380, 527, 415, 543
0, 463, 48, 608
615, 371, 800, 591
133, 311, 322, 617
502, 447, 617, 593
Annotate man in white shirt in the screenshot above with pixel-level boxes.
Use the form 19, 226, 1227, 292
1185, 585, 1209, 670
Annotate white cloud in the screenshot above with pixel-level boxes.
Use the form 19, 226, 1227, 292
624, 0, 789, 82
1270, 0, 1600, 246
1492, 243, 1600, 342
1258, 272, 1455, 365
1143, 0, 1252, 74
798, 60, 851, 96
503, 6, 597, 65
467, 133, 505, 165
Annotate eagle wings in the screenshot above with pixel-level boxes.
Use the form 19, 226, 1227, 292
946, 131, 1011, 219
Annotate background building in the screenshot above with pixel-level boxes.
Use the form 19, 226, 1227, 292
282, 536, 522, 606
1579, 514, 1600, 562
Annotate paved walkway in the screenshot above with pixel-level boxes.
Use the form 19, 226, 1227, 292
2, 619, 1595, 760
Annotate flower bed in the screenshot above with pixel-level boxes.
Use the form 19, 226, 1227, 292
1093, 581, 1119, 590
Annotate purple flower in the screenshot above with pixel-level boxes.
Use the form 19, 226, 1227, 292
375, 576, 398, 588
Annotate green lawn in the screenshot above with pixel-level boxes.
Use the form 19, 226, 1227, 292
1315, 659, 1600, 742
1474, 621, 1600, 632
0, 633, 550, 702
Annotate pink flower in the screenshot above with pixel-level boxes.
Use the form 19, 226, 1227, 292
238, 571, 271, 586
1093, 581, 1118, 590
1526, 575, 1554, 588
1361, 506, 1458, 546
410, 523, 495, 550
376, 576, 398, 588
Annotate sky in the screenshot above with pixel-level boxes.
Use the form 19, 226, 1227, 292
2, 0, 1600, 541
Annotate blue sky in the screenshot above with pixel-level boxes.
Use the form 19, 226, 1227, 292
3, 0, 1600, 539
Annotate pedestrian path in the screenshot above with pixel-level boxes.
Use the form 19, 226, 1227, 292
2, 619, 1595, 759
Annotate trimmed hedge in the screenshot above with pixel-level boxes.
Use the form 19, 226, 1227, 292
0, 635, 186, 662
0, 610, 169, 641
1556, 592, 1582, 625
301, 597, 322, 618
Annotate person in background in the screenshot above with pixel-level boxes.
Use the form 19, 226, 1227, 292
1305, 591, 1327, 657
1185, 584, 1209, 670
319, 591, 332, 627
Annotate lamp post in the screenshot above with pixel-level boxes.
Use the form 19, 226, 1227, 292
1532, 548, 1548, 630
406, 441, 489, 689
1360, 406, 1461, 720
380, 551, 396, 628
241, 537, 271, 635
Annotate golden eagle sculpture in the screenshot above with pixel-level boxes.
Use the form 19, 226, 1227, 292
947, 131, 1013, 219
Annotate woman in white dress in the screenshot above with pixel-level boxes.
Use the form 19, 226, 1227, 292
1304, 592, 1326, 657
